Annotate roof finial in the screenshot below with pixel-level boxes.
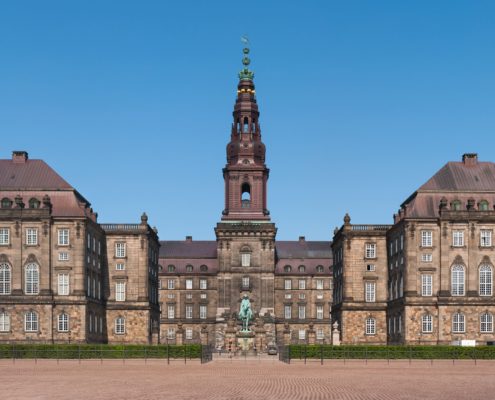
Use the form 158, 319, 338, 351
239, 35, 254, 81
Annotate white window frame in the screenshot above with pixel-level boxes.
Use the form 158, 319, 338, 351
58, 229, 70, 246
241, 253, 251, 267
0, 228, 9, 245
421, 230, 433, 247
168, 279, 175, 290
421, 274, 432, 297
0, 312, 10, 332
284, 279, 292, 290
242, 276, 250, 289
365, 243, 376, 259
481, 313, 494, 333
365, 281, 376, 302
316, 279, 324, 290
167, 327, 175, 340
316, 328, 324, 340
199, 305, 207, 319
0, 263, 11, 295
366, 264, 375, 272
58, 313, 69, 332
298, 305, 306, 319
185, 328, 193, 340
58, 273, 69, 296
422, 314, 433, 333
298, 279, 306, 290
115, 242, 126, 258
481, 230, 492, 247
167, 305, 175, 319
199, 279, 207, 290
25, 263, 39, 295
452, 313, 465, 333
284, 305, 291, 319
452, 230, 464, 247
26, 228, 38, 246
316, 305, 324, 320
185, 279, 193, 290
298, 329, 306, 340
115, 282, 126, 302
421, 253, 433, 263
451, 265, 465, 296
58, 252, 69, 261
479, 265, 493, 296
115, 317, 125, 334
25, 311, 38, 332
365, 317, 376, 335
116, 263, 125, 271
185, 305, 193, 319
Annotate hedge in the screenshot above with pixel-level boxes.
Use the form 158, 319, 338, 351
287, 345, 495, 360
0, 344, 202, 359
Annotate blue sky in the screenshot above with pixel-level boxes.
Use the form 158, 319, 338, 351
1, 1, 494, 240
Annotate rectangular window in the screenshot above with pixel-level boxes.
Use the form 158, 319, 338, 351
26, 228, 38, 245
366, 264, 375, 272
481, 230, 492, 247
186, 293, 192, 299
284, 279, 292, 290
116, 263, 125, 271
316, 305, 324, 320
115, 318, 125, 334
284, 305, 292, 319
421, 274, 432, 297
185, 328, 193, 340
185, 305, 193, 319
200, 279, 207, 290
422, 315, 433, 333
58, 314, 69, 332
200, 293, 207, 299
168, 279, 175, 290
365, 281, 376, 302
167, 305, 175, 319
58, 229, 69, 246
365, 243, 376, 259
87, 233, 91, 249
452, 314, 465, 333
453, 231, 464, 247
167, 328, 175, 340
58, 273, 69, 295
421, 231, 432, 247
298, 293, 306, 300
298, 329, 306, 340
421, 253, 433, 263
365, 318, 376, 335
298, 279, 306, 290
0, 228, 9, 245
25, 313, 38, 332
0, 313, 10, 332
284, 293, 292, 299
185, 279, 193, 290
298, 305, 306, 319
58, 252, 69, 261
199, 305, 207, 319
316, 328, 324, 340
316, 279, 324, 290
242, 276, 250, 289
115, 242, 126, 258
241, 253, 251, 267
400, 234, 404, 250
481, 314, 494, 333
115, 282, 126, 301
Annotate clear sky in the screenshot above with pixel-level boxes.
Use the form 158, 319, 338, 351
1, 1, 494, 240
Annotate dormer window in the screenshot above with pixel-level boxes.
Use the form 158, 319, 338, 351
479, 200, 489, 211
200, 265, 208, 272
28, 198, 40, 209
284, 265, 292, 273
298, 265, 306, 273
186, 264, 193, 273
451, 200, 462, 211
1, 198, 12, 209
167, 265, 176, 273
316, 265, 324, 273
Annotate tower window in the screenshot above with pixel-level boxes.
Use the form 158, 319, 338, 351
241, 183, 251, 208
243, 117, 249, 133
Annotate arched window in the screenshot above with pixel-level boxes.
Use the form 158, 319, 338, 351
1, 198, 12, 208
451, 200, 462, 211
479, 264, 493, 296
243, 117, 249, 133
451, 265, 465, 296
200, 265, 208, 272
58, 313, 69, 332
479, 200, 490, 211
316, 265, 324, 273
185, 264, 193, 273
0, 263, 11, 295
115, 317, 125, 334
0, 311, 10, 332
298, 265, 306, 273
452, 312, 465, 333
284, 265, 292, 273
236, 119, 241, 133
251, 120, 256, 133
365, 317, 376, 335
167, 265, 175, 273
28, 198, 40, 209
422, 314, 433, 333
481, 313, 494, 333
25, 263, 39, 295
25, 311, 38, 332
241, 183, 251, 208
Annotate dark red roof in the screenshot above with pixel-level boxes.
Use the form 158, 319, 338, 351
276, 241, 332, 259
159, 241, 217, 258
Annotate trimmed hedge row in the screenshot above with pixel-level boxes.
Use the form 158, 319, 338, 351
287, 345, 495, 360
0, 344, 202, 359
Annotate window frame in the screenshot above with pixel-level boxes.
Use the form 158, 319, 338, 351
58, 313, 69, 332
0, 263, 11, 295
25, 263, 39, 295
451, 265, 465, 296
481, 313, 494, 333
115, 242, 126, 258
26, 228, 38, 246
421, 274, 433, 297
452, 230, 464, 247
115, 317, 125, 335
284, 305, 291, 319
115, 281, 126, 302
479, 264, 493, 296
58, 229, 70, 246
57, 273, 70, 296
365, 281, 376, 303
0, 228, 9, 245
422, 314, 433, 333
25, 311, 38, 332
452, 312, 465, 333
365, 317, 376, 335
421, 230, 433, 247
481, 230, 492, 247
365, 243, 376, 259
0, 311, 10, 332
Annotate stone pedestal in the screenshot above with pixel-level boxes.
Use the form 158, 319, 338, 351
283, 323, 291, 345
332, 321, 341, 346
200, 324, 209, 345
151, 321, 160, 345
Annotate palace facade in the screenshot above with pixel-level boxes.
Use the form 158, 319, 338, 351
0, 49, 494, 348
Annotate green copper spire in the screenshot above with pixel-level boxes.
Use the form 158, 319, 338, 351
238, 36, 254, 81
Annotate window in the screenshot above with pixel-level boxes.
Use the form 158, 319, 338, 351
299, 293, 306, 300
185, 293, 192, 300
479, 200, 489, 211
421, 253, 433, 262
316, 265, 324, 273
58, 313, 69, 332
0, 228, 9, 245
298, 279, 306, 290
481, 313, 494, 333
186, 264, 193, 272
298, 329, 306, 340
167, 328, 175, 340
25, 263, 39, 295
0, 312, 10, 332
167, 305, 175, 319
365, 282, 376, 302
199, 305, 207, 319
316, 279, 324, 290
185, 305, 193, 319
453, 231, 464, 247
452, 313, 465, 333
365, 244, 376, 258
479, 265, 493, 296
242, 276, 250, 289
422, 314, 433, 333
452, 200, 462, 211
115, 317, 125, 334
185, 328, 193, 340
481, 230, 492, 247
1, 198, 12, 208
115, 282, 126, 301
284, 265, 292, 273
25, 311, 38, 332
58, 252, 69, 261
366, 264, 375, 272
298, 305, 306, 319
26, 228, 38, 245
400, 234, 404, 250
58, 229, 69, 246
316, 305, 324, 320
421, 231, 432, 247
284, 305, 291, 319
167, 265, 175, 273
284, 279, 292, 290
316, 328, 324, 340
115, 243, 126, 258
116, 263, 125, 271
200, 265, 208, 272
421, 274, 432, 296
200, 279, 207, 290
298, 265, 306, 273
185, 279, 193, 290
365, 317, 376, 335
58, 273, 69, 295
451, 265, 465, 296
168, 279, 175, 290
241, 252, 251, 267
0, 263, 11, 295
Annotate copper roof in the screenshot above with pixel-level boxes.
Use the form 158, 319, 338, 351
275, 241, 332, 259
159, 241, 217, 259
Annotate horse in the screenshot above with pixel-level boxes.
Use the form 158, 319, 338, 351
239, 297, 253, 331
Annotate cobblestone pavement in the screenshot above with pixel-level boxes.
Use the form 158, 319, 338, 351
2, 358, 495, 400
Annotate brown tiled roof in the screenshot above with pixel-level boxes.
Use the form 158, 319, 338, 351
0, 159, 73, 190
159, 241, 217, 258
275, 241, 332, 259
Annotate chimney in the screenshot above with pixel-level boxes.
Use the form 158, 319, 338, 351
299, 236, 305, 243
185, 236, 192, 242
12, 151, 28, 164
462, 153, 478, 166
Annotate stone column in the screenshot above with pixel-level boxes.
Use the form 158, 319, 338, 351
283, 323, 291, 345
176, 323, 184, 346
308, 324, 316, 345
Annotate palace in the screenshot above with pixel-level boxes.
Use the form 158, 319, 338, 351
0, 48, 494, 348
